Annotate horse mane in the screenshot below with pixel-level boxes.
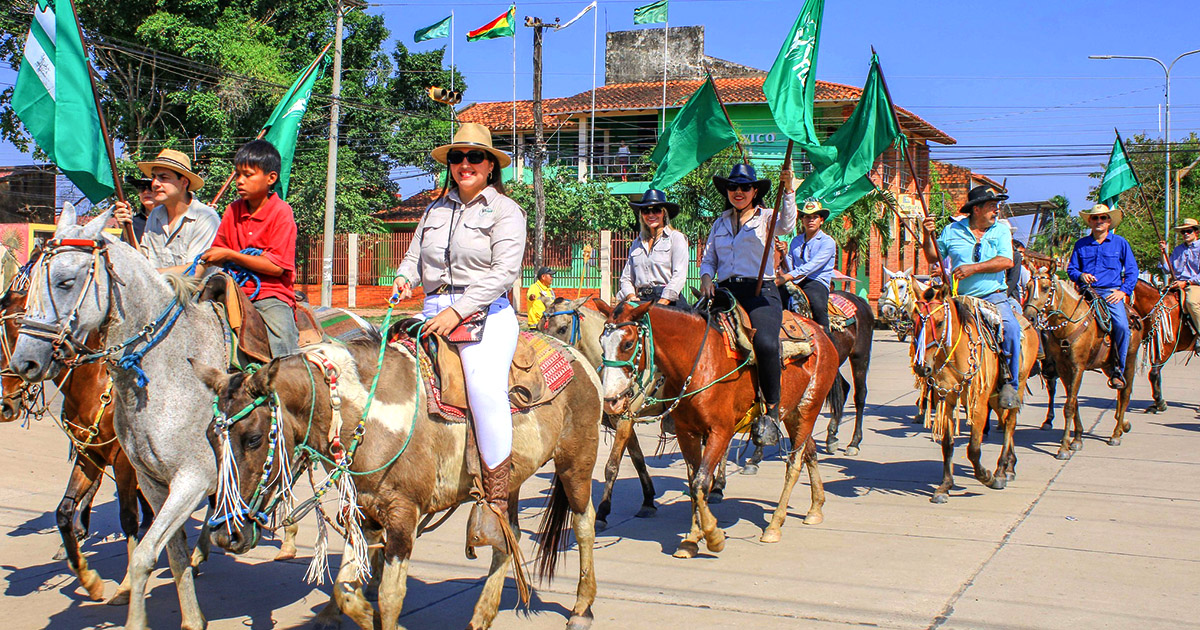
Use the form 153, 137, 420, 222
162, 272, 202, 303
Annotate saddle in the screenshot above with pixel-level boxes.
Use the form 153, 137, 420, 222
389, 321, 574, 422
711, 301, 814, 365
783, 284, 854, 330
196, 272, 325, 365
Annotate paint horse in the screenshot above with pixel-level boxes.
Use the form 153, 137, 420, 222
1134, 283, 1196, 414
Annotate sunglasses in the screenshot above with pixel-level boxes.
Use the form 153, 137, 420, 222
973, 242, 982, 263
728, 183, 755, 193
640, 206, 665, 215
447, 150, 488, 165
1089, 215, 1111, 222
1181, 228, 1198, 235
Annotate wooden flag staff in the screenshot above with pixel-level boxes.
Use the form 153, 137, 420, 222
753, 140, 794, 295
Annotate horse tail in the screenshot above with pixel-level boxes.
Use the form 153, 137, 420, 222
533, 474, 572, 583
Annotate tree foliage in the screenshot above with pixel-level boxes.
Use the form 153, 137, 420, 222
505, 168, 629, 236
1029, 195, 1082, 262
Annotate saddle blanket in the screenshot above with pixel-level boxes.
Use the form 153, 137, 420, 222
828, 293, 856, 320
715, 308, 814, 364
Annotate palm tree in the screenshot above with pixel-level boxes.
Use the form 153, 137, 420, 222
1030, 195, 1080, 263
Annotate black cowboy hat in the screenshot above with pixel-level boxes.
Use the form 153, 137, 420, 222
125, 174, 152, 191
960, 185, 1009, 213
713, 163, 771, 199
628, 188, 681, 219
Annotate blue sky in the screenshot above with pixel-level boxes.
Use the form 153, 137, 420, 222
2, 0, 1198, 220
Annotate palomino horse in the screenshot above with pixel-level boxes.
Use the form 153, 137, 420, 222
193, 337, 601, 630
909, 283, 1039, 503
1133, 284, 1196, 413
1024, 268, 1145, 456
10, 206, 235, 630
879, 266, 918, 342
597, 298, 837, 555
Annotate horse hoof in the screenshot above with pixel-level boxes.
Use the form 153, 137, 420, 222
989, 476, 1007, 490
673, 541, 699, 559
759, 528, 782, 543
930, 494, 949, 505
80, 569, 105, 601
273, 547, 297, 562
803, 512, 824, 526
1123, 421, 1132, 433
1005, 472, 1015, 482
739, 463, 759, 476
1041, 421, 1053, 430
1070, 441, 1083, 452
708, 492, 723, 505
845, 446, 860, 457
566, 611, 595, 630
824, 441, 838, 455
595, 519, 608, 532
1108, 437, 1122, 447
634, 504, 657, 519
189, 547, 207, 570
1055, 450, 1072, 460
53, 545, 67, 561
705, 531, 726, 553
105, 589, 130, 606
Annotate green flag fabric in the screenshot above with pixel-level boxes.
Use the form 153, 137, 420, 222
261, 49, 330, 199
648, 76, 738, 190
633, 0, 668, 25
1098, 132, 1140, 209
12, 0, 114, 203
795, 53, 904, 218
762, 0, 825, 147
414, 15, 451, 42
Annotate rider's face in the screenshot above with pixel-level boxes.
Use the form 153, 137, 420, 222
149, 167, 188, 206
1182, 228, 1198, 244
970, 201, 999, 229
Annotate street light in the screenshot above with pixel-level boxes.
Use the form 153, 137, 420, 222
1090, 50, 1200, 240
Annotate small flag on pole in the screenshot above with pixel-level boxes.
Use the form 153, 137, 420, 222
648, 76, 738, 190
415, 15, 452, 42
467, 5, 516, 41
633, 0, 668, 25
1098, 130, 1140, 210
261, 48, 331, 199
762, 0, 825, 147
12, 0, 114, 203
557, 1, 596, 31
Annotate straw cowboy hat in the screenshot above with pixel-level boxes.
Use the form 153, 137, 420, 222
960, 185, 1008, 213
137, 149, 205, 191
628, 188, 680, 219
799, 198, 829, 219
431, 123, 511, 168
1173, 217, 1199, 232
1079, 202, 1123, 229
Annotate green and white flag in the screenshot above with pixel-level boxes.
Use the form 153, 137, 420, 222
261, 48, 331, 199
12, 0, 114, 203
633, 0, 667, 25
1098, 130, 1140, 210
762, 0, 825, 147
414, 15, 451, 42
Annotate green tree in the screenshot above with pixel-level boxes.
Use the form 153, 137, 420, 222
505, 168, 629, 236
1029, 195, 1081, 262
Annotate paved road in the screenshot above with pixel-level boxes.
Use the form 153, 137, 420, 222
1, 333, 1197, 629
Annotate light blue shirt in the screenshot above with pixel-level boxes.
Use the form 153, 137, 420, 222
1169, 241, 1200, 283
937, 219, 1012, 297
787, 230, 836, 285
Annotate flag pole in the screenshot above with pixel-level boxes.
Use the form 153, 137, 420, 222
703, 65, 748, 164
450, 11, 456, 142
660, 18, 668, 133
208, 39, 334, 209
67, 0, 136, 249
589, 3, 597, 177
512, 17, 517, 160
754, 140, 794, 296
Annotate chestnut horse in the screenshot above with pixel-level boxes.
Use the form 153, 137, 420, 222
1134, 285, 1196, 413
1024, 269, 1145, 455
596, 299, 837, 556
909, 283, 1039, 503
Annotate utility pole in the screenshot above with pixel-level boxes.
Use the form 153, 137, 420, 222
321, 0, 361, 307
526, 15, 558, 269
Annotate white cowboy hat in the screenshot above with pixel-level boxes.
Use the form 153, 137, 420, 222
431, 123, 511, 168
137, 149, 205, 191
1079, 203, 1122, 229
1173, 217, 1199, 232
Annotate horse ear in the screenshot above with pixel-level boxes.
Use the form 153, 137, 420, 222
54, 202, 77, 237
189, 358, 231, 396
568, 296, 590, 311
882, 265, 895, 277
245, 360, 281, 399
627, 300, 654, 321
81, 210, 112, 240
592, 299, 613, 317
904, 266, 913, 276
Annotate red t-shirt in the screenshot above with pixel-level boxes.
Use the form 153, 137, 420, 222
213, 193, 297, 306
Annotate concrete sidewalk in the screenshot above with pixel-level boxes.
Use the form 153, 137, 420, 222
1, 333, 1197, 629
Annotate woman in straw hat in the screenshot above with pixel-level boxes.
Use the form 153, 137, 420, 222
113, 148, 219, 273
617, 188, 690, 306
1160, 217, 1200, 352
698, 163, 797, 449
392, 123, 527, 552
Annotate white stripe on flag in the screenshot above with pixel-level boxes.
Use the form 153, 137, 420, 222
34, 3, 56, 47
23, 31, 55, 100
556, 1, 596, 30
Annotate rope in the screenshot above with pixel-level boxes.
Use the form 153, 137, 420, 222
184, 248, 265, 298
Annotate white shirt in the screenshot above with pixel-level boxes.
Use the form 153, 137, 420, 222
699, 192, 797, 281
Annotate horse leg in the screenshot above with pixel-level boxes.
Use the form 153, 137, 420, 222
803, 439, 826, 525
376, 504, 418, 630
1145, 366, 1167, 413
692, 432, 729, 554
274, 522, 299, 561
595, 416, 628, 530
824, 373, 846, 454
1058, 370, 1083, 459
164, 526, 205, 630
56, 456, 105, 601
329, 531, 383, 630
1111, 370, 1136, 447
740, 443, 765, 476
1041, 364, 1057, 430
190, 495, 215, 569
108, 450, 143, 606
553, 443, 599, 630
673, 431, 705, 559
710, 452, 726, 504
846, 355, 869, 456
968, 397, 1000, 489
124, 477, 208, 630
760, 436, 822, 543
931, 411, 955, 504
625, 418, 659, 517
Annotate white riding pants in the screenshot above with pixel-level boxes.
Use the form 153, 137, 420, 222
421, 294, 517, 469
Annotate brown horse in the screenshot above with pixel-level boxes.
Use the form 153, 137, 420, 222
194, 338, 600, 630
1024, 269, 1144, 455
596, 299, 837, 555
909, 284, 1039, 503
1133, 285, 1196, 413
0, 281, 147, 604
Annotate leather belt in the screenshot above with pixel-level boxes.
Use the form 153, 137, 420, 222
431, 285, 468, 295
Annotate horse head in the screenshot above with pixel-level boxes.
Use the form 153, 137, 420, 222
910, 282, 953, 379
0, 286, 31, 422
1024, 265, 1056, 323
193, 358, 291, 555
879, 266, 914, 321
538, 296, 591, 345
596, 299, 654, 416
10, 204, 116, 382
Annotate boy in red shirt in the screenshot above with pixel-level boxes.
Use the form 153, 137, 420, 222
202, 140, 299, 355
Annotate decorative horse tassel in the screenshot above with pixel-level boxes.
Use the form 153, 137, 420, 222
304, 507, 330, 585
213, 429, 247, 532
336, 471, 371, 582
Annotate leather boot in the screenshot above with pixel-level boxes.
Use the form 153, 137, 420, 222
466, 457, 513, 552
751, 403, 782, 447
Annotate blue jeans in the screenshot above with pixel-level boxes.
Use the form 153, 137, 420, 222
982, 292, 1022, 388
1095, 288, 1130, 376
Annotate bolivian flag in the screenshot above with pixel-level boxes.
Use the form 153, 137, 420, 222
467, 5, 516, 41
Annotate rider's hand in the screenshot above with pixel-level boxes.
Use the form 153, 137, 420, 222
425, 306, 463, 336
775, 273, 791, 287
1080, 273, 1097, 284
952, 264, 976, 280
1105, 290, 1127, 305
392, 276, 413, 301
700, 275, 715, 298
201, 247, 234, 264
1173, 280, 1189, 290
113, 200, 134, 225
781, 169, 795, 193
1160, 240, 1169, 254
922, 215, 937, 235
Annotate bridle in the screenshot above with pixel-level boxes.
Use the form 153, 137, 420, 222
539, 306, 583, 346
911, 294, 979, 396
880, 274, 915, 333
1027, 274, 1089, 333
17, 238, 116, 367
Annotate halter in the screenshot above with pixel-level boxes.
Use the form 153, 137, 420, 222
539, 306, 582, 346
880, 274, 916, 335
1027, 275, 1090, 334
208, 391, 294, 532
911, 294, 979, 396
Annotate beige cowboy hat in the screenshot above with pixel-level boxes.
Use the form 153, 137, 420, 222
1079, 202, 1123, 229
1173, 217, 1199, 231
137, 149, 205, 191
431, 122, 511, 168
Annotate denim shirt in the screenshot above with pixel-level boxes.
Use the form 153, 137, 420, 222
1169, 241, 1200, 284
787, 230, 836, 286
1067, 233, 1138, 294
936, 219, 1012, 297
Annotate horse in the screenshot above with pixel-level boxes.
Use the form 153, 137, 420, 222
10, 205, 246, 630
1023, 268, 1145, 456
909, 283, 1039, 503
879, 266, 918, 342
538, 295, 662, 530
1132, 284, 1196, 414
596, 298, 837, 555
192, 335, 601, 630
